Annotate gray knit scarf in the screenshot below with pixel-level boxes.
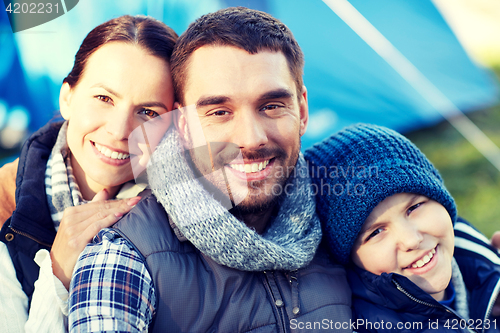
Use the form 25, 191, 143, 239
147, 128, 322, 271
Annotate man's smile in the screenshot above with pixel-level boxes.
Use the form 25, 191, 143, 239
228, 159, 271, 173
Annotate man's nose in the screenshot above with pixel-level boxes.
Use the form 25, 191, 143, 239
233, 111, 268, 150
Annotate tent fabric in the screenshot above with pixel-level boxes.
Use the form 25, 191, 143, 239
0, 0, 498, 161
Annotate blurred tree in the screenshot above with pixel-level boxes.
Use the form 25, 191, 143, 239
407, 68, 500, 238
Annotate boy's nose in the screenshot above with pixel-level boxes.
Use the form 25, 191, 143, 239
396, 222, 424, 252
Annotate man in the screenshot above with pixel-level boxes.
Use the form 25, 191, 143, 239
68, 7, 352, 333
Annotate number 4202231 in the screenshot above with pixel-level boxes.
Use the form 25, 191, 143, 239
5, 2, 59, 14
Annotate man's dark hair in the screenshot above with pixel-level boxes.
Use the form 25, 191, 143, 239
171, 7, 304, 104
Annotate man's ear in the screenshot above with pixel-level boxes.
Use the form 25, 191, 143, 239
173, 102, 181, 130
59, 82, 73, 120
298, 85, 309, 137
174, 102, 190, 143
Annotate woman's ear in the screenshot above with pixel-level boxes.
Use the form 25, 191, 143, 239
59, 82, 73, 120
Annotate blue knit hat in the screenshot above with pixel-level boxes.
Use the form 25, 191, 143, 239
304, 123, 457, 265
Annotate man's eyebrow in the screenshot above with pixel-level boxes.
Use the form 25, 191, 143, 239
91, 84, 122, 99
196, 96, 230, 108
259, 89, 294, 101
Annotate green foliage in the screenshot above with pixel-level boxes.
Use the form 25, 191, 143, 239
406, 69, 500, 238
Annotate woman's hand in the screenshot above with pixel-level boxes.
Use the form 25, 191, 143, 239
50, 190, 141, 289
491, 231, 500, 251
492, 231, 500, 317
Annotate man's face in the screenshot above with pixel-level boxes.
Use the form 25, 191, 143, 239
178, 45, 308, 213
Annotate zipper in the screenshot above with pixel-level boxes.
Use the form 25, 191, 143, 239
10, 227, 52, 247
392, 279, 441, 308
483, 278, 500, 333
393, 279, 477, 333
287, 270, 300, 316
263, 271, 288, 333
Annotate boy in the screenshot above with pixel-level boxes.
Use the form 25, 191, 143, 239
305, 123, 500, 332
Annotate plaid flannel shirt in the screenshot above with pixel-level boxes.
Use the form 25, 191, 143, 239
68, 228, 156, 332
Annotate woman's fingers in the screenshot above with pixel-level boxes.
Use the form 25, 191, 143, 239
490, 231, 500, 317
60, 196, 141, 242
491, 231, 500, 251
51, 196, 141, 289
60, 196, 141, 226
91, 188, 110, 202
79, 213, 122, 248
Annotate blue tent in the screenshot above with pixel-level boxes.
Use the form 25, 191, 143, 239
0, 0, 498, 164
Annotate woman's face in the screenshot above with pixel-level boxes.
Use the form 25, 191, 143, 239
60, 41, 174, 199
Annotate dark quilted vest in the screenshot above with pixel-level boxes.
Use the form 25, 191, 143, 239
114, 193, 352, 333
0, 121, 62, 305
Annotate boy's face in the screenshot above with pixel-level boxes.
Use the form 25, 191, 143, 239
351, 193, 454, 301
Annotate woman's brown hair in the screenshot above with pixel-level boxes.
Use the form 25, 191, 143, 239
64, 15, 178, 87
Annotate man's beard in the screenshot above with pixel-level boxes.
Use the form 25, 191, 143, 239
182, 127, 301, 215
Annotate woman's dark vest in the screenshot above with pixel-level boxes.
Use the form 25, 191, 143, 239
0, 121, 63, 305
114, 193, 353, 333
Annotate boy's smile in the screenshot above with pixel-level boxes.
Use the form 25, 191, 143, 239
404, 247, 436, 270
352, 193, 455, 301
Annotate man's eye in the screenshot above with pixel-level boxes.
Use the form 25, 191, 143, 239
96, 95, 112, 103
260, 104, 281, 112
140, 109, 159, 118
211, 110, 230, 116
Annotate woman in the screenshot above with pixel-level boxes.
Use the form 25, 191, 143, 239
0, 15, 177, 332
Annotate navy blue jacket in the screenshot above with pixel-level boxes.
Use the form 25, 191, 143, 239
114, 193, 353, 333
348, 218, 500, 333
0, 121, 63, 303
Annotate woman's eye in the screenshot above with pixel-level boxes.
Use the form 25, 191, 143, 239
96, 95, 112, 103
140, 109, 159, 118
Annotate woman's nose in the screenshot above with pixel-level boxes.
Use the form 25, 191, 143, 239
106, 109, 133, 141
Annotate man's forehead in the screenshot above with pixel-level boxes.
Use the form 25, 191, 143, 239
183, 45, 295, 102
188, 45, 289, 75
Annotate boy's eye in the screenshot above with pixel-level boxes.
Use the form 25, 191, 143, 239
365, 228, 383, 242
407, 202, 424, 215
96, 95, 112, 103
